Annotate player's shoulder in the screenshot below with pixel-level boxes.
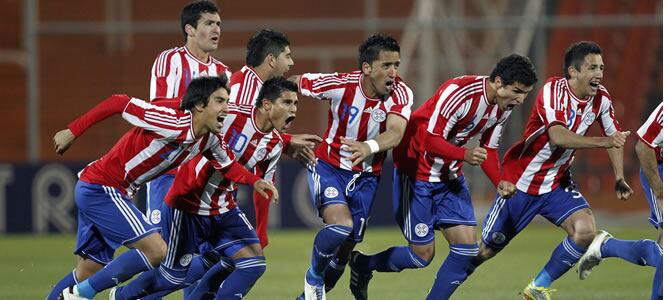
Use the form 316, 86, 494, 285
210, 56, 231, 70
595, 84, 612, 100
390, 76, 414, 103
154, 47, 182, 60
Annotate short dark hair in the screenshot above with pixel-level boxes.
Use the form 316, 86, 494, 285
489, 54, 538, 87
246, 29, 291, 67
358, 34, 400, 70
563, 41, 603, 79
180, 75, 229, 110
181, 0, 219, 41
255, 77, 298, 107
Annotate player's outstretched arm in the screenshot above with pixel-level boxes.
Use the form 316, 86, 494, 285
283, 133, 322, 166
53, 129, 76, 155
548, 125, 629, 149
342, 114, 407, 166
606, 145, 633, 200
636, 140, 662, 203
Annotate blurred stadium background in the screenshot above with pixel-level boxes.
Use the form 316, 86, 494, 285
0, 0, 663, 298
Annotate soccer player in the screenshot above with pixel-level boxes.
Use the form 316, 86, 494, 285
291, 33, 414, 300
111, 78, 308, 299
469, 41, 633, 300
48, 75, 277, 300
347, 54, 538, 300
146, 0, 231, 227
577, 102, 663, 300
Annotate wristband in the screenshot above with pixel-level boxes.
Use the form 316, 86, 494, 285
364, 140, 380, 154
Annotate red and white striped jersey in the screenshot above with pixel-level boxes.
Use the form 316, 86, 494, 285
228, 66, 263, 106
501, 77, 621, 195
150, 46, 232, 100
395, 76, 511, 182
70, 95, 239, 198
636, 102, 663, 161
299, 71, 413, 174
165, 105, 284, 216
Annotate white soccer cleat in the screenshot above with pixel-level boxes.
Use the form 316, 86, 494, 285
108, 286, 117, 300
577, 230, 612, 280
61, 286, 91, 300
304, 276, 326, 300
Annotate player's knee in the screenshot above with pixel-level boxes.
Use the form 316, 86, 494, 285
572, 228, 596, 246
478, 243, 498, 261
142, 239, 167, 267
410, 244, 435, 265
237, 256, 267, 278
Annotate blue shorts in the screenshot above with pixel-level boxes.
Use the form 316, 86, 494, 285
74, 180, 159, 264
306, 160, 379, 242
393, 170, 476, 245
640, 164, 663, 229
160, 204, 259, 270
146, 173, 175, 225
480, 184, 590, 249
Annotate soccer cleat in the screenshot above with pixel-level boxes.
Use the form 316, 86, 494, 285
108, 286, 118, 300
295, 292, 305, 300
61, 286, 91, 300
304, 275, 326, 300
349, 251, 373, 300
521, 282, 556, 300
577, 230, 611, 280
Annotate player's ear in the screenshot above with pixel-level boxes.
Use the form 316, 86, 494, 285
262, 98, 272, 111
265, 53, 276, 68
185, 24, 196, 38
493, 76, 503, 88
362, 62, 372, 75
567, 65, 578, 78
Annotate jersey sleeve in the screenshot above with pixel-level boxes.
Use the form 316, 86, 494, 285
426, 84, 468, 138
597, 93, 622, 137
386, 81, 414, 121
120, 98, 191, 137
67, 94, 133, 137
298, 73, 346, 101
636, 103, 663, 149
536, 80, 568, 128
150, 49, 180, 100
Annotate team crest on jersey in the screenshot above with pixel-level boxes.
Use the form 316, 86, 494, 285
324, 187, 339, 198
180, 254, 193, 267
150, 210, 161, 224
254, 147, 267, 160
583, 112, 596, 125
491, 232, 506, 244
414, 223, 429, 237
371, 109, 387, 122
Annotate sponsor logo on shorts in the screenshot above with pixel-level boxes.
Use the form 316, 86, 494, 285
324, 187, 339, 198
371, 109, 387, 122
150, 210, 161, 224
492, 232, 506, 244
415, 223, 429, 237
180, 253, 193, 267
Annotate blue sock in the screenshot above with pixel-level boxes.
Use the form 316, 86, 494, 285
426, 244, 478, 300
601, 238, 662, 267
216, 256, 266, 299
651, 247, 662, 300
78, 249, 154, 298
533, 237, 584, 288
47, 270, 78, 300
118, 265, 187, 299
190, 256, 235, 299
308, 225, 352, 282
115, 268, 159, 299
363, 246, 430, 273
324, 257, 347, 292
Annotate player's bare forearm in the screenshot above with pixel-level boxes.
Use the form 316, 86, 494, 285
606, 147, 625, 180
636, 140, 663, 198
547, 125, 629, 149
374, 114, 407, 152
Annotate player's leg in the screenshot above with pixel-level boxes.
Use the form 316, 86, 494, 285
303, 162, 354, 299
187, 255, 235, 299
526, 185, 591, 294
65, 183, 164, 299
651, 237, 662, 300
426, 176, 479, 300
349, 170, 432, 300
215, 244, 265, 299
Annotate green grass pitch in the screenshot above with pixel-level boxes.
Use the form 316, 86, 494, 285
0, 226, 656, 299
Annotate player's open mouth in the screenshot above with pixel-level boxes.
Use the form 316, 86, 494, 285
385, 80, 394, 90
211, 36, 219, 42
217, 115, 225, 127
283, 116, 296, 130
589, 81, 599, 88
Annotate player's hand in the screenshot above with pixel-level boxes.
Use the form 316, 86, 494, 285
605, 131, 630, 149
54, 129, 76, 155
341, 138, 372, 167
286, 134, 322, 167
464, 147, 487, 166
614, 178, 633, 200
253, 180, 279, 204
497, 180, 516, 199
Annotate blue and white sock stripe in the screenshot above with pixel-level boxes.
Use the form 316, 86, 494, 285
135, 249, 154, 270
562, 238, 584, 258
324, 224, 352, 236
235, 258, 267, 269
71, 270, 79, 284
450, 246, 480, 257
481, 196, 505, 240
407, 251, 427, 268
158, 265, 186, 285
220, 259, 235, 272
103, 186, 147, 236
164, 209, 183, 268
